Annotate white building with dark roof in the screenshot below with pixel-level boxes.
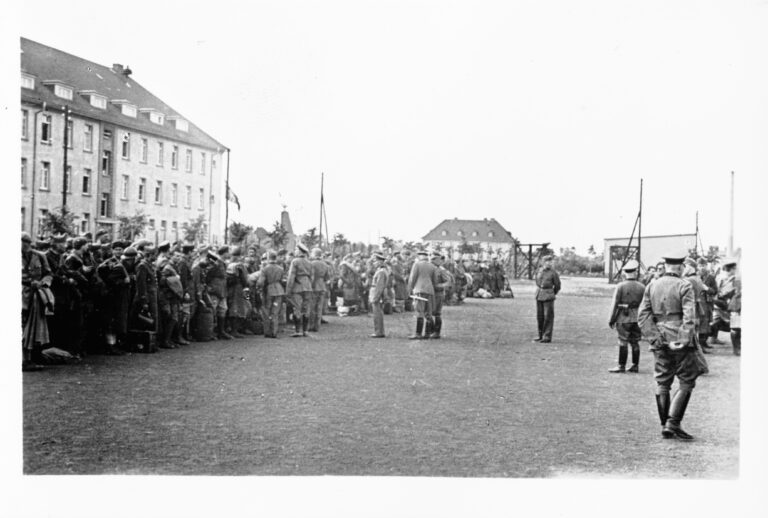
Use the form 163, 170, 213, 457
422, 218, 516, 253
20, 37, 227, 243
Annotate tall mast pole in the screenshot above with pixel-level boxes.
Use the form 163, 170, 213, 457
224, 148, 230, 244
638, 178, 643, 266
319, 172, 324, 248
62, 106, 70, 211
729, 171, 734, 255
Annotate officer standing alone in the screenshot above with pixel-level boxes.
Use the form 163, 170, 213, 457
534, 255, 560, 343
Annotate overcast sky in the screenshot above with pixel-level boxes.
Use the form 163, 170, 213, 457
7, 0, 766, 253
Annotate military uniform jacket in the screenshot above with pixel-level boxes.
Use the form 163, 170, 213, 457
609, 279, 645, 324
684, 273, 709, 332
408, 260, 438, 295
190, 261, 210, 304
287, 257, 313, 293
369, 267, 388, 304
535, 268, 561, 302
135, 258, 158, 302
638, 273, 696, 350
259, 263, 286, 297
97, 256, 129, 289
434, 266, 454, 293
22, 250, 53, 311
206, 259, 228, 298
310, 259, 330, 292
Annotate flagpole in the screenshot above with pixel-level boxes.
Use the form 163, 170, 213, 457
319, 172, 324, 249
224, 147, 230, 244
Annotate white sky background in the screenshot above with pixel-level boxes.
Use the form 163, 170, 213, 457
9, 0, 765, 253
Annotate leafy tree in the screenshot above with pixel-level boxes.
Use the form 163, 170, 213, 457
302, 227, 321, 249
41, 207, 76, 237
381, 236, 396, 252
332, 233, 350, 247
228, 221, 253, 245
183, 214, 208, 244
269, 221, 288, 249
117, 210, 148, 241
587, 244, 596, 256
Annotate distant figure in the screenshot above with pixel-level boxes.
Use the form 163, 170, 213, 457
533, 255, 560, 343
368, 253, 388, 338
407, 250, 438, 339
638, 251, 707, 441
608, 260, 645, 373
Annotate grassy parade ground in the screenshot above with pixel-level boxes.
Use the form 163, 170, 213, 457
23, 277, 739, 477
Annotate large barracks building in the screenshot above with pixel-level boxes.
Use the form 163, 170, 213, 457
20, 37, 227, 243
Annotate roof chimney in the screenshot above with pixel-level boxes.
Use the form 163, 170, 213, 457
123, 65, 132, 77
112, 63, 124, 74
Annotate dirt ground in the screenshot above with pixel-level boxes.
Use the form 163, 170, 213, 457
23, 276, 740, 477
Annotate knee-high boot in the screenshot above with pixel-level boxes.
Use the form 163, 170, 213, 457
431, 316, 442, 339
655, 392, 670, 426
662, 389, 693, 440
627, 344, 640, 372
609, 345, 628, 372
302, 315, 308, 337
409, 318, 424, 339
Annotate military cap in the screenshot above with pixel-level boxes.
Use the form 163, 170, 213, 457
157, 240, 171, 253
277, 249, 287, 256
100, 241, 112, 250
72, 237, 89, 250
82, 232, 93, 240
297, 243, 309, 254
683, 257, 697, 268
111, 240, 127, 249
207, 250, 221, 262
181, 243, 195, 253
417, 250, 429, 256
217, 245, 230, 255
51, 232, 68, 243
132, 239, 152, 250
661, 250, 687, 264
622, 259, 639, 272
373, 252, 386, 261
230, 246, 242, 257
34, 240, 50, 250
542, 254, 554, 261
722, 257, 738, 267
311, 247, 322, 258
122, 246, 138, 258
21, 231, 32, 243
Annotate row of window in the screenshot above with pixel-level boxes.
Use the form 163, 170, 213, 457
24, 207, 190, 242
21, 110, 216, 176
22, 159, 207, 213
440, 229, 496, 238
22, 74, 189, 131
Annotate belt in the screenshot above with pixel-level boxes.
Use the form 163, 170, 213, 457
654, 313, 682, 322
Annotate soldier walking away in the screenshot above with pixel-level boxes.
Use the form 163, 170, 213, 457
258, 252, 285, 338
408, 250, 438, 339
533, 255, 560, 343
206, 247, 233, 340
286, 243, 314, 337
225, 246, 250, 338
608, 260, 645, 372
638, 250, 707, 441
368, 253, 388, 338
430, 253, 454, 339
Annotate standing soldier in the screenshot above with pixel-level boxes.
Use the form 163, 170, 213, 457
710, 258, 737, 346
206, 247, 233, 340
430, 253, 454, 339
682, 257, 711, 355
96, 240, 131, 354
157, 246, 184, 349
729, 274, 741, 356
22, 232, 53, 371
258, 252, 285, 338
226, 246, 250, 338
638, 251, 707, 441
44, 233, 68, 351
390, 254, 407, 312
60, 237, 94, 359
534, 255, 560, 343
607, 260, 645, 372
308, 248, 330, 332
696, 259, 718, 350
407, 250, 438, 339
369, 252, 388, 338
132, 241, 159, 338
190, 250, 213, 341
176, 243, 195, 344
286, 243, 314, 337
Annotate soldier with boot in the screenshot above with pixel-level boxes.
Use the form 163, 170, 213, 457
429, 253, 453, 339
206, 248, 233, 340
608, 260, 644, 373
639, 251, 707, 441
286, 243, 314, 337
408, 250, 438, 339
258, 252, 285, 338
533, 255, 560, 343
309, 248, 330, 332
368, 252, 388, 338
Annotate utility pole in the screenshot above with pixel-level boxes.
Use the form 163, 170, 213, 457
638, 178, 643, 266
62, 105, 71, 210
224, 147, 231, 244
319, 172, 324, 248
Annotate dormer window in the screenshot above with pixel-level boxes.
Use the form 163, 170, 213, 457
472, 231, 479, 237
167, 116, 188, 132
21, 73, 35, 89
111, 99, 137, 118
488, 231, 494, 238
457, 230, 464, 237
80, 90, 107, 109
43, 80, 74, 100
140, 108, 165, 125
441, 230, 448, 237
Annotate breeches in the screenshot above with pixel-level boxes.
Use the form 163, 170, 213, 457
414, 293, 434, 319
209, 294, 228, 318
653, 348, 702, 390
617, 322, 641, 346
291, 291, 312, 317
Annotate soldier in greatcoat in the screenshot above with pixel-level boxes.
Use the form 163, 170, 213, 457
533, 255, 561, 343
407, 250, 438, 339
286, 243, 314, 337
22, 232, 53, 371
96, 240, 131, 354
226, 246, 250, 338
308, 248, 330, 332
608, 260, 645, 372
368, 253, 388, 338
258, 252, 285, 338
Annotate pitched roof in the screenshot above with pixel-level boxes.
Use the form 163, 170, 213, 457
20, 37, 225, 151
422, 218, 515, 243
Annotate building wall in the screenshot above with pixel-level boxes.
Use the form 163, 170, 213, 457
21, 104, 101, 236
423, 239, 514, 253
21, 103, 224, 243
603, 234, 697, 274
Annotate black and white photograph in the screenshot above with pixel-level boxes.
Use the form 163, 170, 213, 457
2, 0, 766, 517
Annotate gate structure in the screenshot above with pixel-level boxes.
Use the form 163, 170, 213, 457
512, 242, 551, 280
608, 245, 640, 284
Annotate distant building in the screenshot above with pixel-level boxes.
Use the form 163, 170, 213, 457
422, 218, 516, 254
603, 233, 697, 278
20, 37, 227, 243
